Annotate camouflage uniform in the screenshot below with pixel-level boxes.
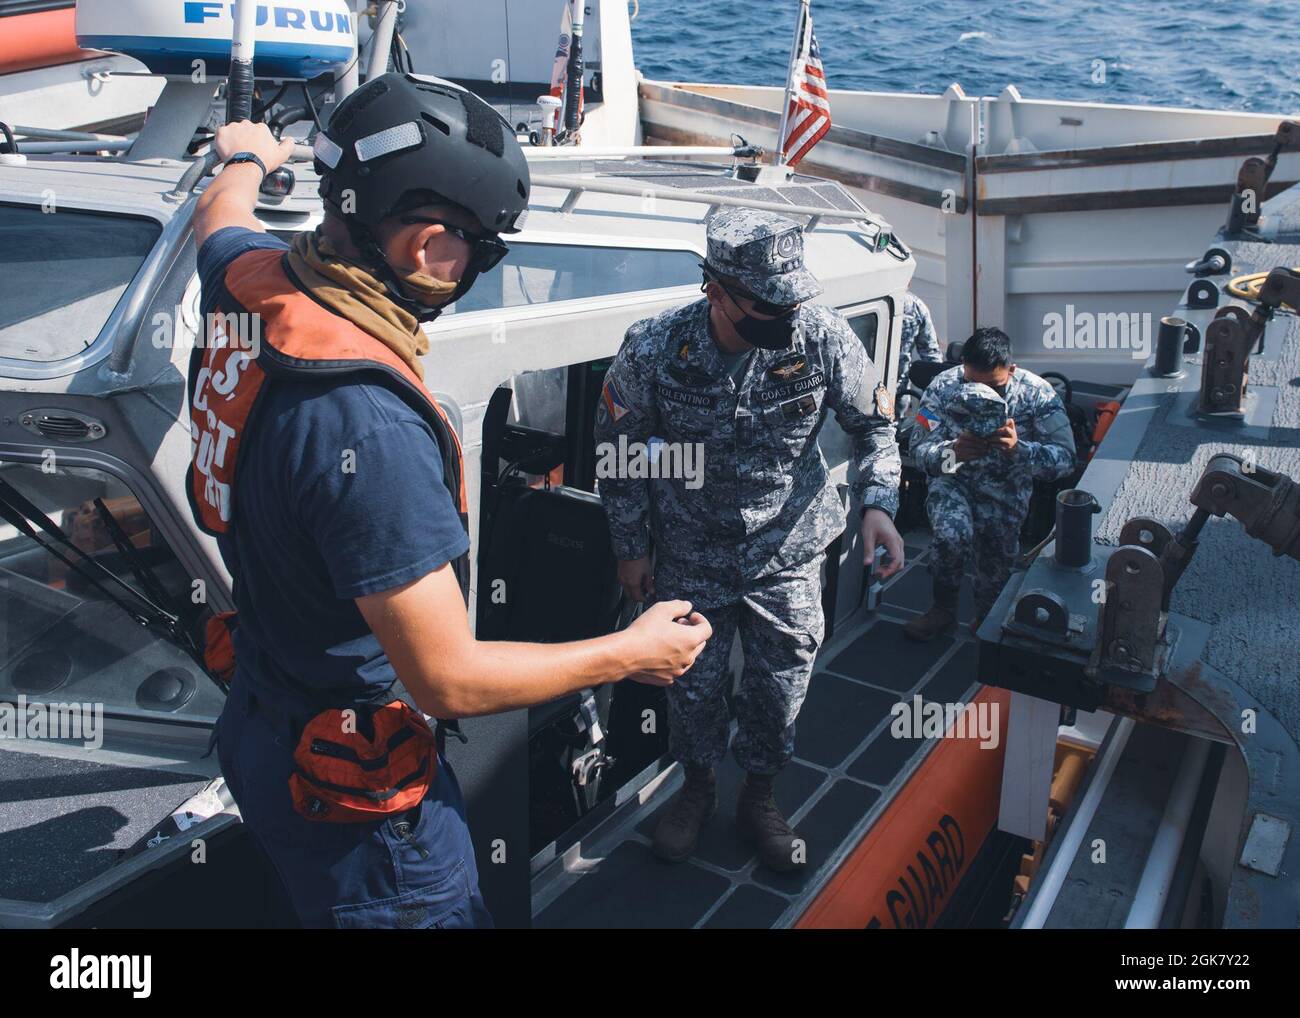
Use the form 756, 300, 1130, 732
897, 292, 943, 390
910, 365, 1076, 619
594, 209, 901, 775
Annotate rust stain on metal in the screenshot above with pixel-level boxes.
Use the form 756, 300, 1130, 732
1104, 669, 1232, 743
1175, 659, 1241, 721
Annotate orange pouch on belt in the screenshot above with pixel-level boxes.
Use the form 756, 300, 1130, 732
204, 611, 238, 684
289, 701, 438, 823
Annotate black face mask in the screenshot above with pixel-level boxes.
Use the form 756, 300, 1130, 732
718, 284, 801, 350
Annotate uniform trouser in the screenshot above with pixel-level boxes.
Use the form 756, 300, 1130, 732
926, 483, 1022, 621
656, 555, 825, 776
216, 677, 492, 929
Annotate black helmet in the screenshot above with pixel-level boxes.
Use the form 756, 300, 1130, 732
311, 72, 531, 319
315, 72, 529, 234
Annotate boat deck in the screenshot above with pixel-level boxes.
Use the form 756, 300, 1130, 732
1091, 191, 1300, 743
1013, 184, 1300, 929
0, 738, 217, 907
532, 538, 983, 929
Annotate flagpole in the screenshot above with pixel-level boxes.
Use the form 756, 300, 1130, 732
775, 0, 810, 167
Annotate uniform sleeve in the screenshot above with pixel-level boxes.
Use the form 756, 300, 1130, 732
822, 312, 902, 518
196, 226, 288, 317
897, 293, 943, 389
298, 420, 470, 600
910, 381, 962, 479
1015, 389, 1077, 481
593, 321, 662, 560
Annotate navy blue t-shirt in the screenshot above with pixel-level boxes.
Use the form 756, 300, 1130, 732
196, 226, 470, 708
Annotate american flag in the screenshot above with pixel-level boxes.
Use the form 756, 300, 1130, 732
780, 12, 831, 167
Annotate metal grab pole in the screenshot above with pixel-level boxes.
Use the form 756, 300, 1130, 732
775, 0, 809, 166
366, 0, 400, 82
225, 0, 260, 123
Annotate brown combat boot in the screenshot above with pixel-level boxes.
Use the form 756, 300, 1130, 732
652, 765, 717, 863
736, 773, 804, 872
903, 580, 959, 642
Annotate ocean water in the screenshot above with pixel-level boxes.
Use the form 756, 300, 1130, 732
630, 0, 1300, 114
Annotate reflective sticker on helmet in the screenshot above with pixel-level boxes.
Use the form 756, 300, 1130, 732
409, 73, 464, 93
313, 132, 344, 169
354, 121, 423, 163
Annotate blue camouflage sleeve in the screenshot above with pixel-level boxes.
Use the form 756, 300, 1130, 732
898, 292, 943, 389
820, 309, 902, 517
910, 376, 963, 478
593, 319, 662, 560
1015, 385, 1077, 480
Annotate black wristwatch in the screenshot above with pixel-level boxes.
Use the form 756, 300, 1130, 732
225, 151, 268, 179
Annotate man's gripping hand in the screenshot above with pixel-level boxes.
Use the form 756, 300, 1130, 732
954, 430, 991, 462
194, 121, 297, 248
213, 120, 296, 173
989, 417, 1019, 454
617, 557, 655, 603
620, 600, 712, 686
861, 507, 905, 580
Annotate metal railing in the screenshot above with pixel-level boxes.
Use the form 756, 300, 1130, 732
529, 171, 895, 249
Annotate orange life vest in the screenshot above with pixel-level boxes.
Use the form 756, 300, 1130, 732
186, 247, 470, 822
186, 248, 469, 585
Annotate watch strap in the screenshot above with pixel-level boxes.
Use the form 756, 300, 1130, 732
226, 151, 268, 178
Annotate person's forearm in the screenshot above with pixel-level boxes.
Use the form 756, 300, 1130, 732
1016, 438, 1076, 481
193, 162, 266, 247
915, 435, 956, 477
410, 631, 638, 719
850, 425, 902, 517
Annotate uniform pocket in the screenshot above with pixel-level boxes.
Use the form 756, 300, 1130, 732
330, 859, 474, 929
760, 393, 823, 459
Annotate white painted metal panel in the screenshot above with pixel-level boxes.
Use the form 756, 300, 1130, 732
999, 691, 1060, 842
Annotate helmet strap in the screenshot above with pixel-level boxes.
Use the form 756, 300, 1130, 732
342, 216, 485, 325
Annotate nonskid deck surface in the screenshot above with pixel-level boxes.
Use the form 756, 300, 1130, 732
0, 743, 213, 904
533, 541, 982, 929
1092, 209, 1300, 743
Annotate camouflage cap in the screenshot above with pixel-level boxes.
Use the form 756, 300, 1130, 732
954, 382, 1010, 437
705, 208, 823, 306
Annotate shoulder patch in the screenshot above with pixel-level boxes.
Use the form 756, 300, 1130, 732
875, 383, 894, 421
602, 379, 630, 421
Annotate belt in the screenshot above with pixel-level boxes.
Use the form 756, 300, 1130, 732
232, 676, 463, 755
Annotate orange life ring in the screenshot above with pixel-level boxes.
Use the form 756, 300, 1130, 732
0, 8, 102, 77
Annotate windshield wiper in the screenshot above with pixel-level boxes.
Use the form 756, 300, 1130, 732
0, 475, 202, 666
92, 496, 175, 615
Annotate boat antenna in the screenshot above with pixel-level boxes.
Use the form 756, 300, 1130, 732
226, 0, 260, 123
563, 0, 586, 135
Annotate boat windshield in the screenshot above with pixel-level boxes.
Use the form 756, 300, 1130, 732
0, 204, 161, 364
0, 460, 223, 720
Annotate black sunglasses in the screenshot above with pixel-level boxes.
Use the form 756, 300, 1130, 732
704, 267, 799, 317
723, 280, 799, 318
400, 216, 510, 273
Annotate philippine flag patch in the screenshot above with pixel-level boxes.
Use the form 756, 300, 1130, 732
603, 379, 630, 422
916, 407, 938, 432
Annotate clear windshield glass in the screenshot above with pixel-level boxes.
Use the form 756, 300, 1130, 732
0, 461, 223, 720
0, 204, 161, 364
450, 243, 700, 315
